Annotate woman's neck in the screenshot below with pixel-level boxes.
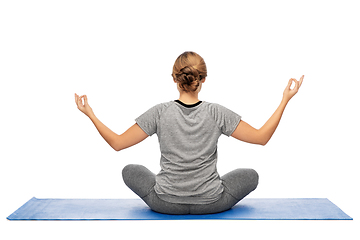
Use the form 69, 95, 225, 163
178, 92, 200, 105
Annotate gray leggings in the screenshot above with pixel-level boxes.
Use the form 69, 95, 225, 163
122, 164, 258, 215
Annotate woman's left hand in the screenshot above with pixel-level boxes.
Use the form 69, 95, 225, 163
75, 93, 94, 117
283, 75, 304, 102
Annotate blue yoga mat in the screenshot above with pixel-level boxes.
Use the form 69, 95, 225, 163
7, 197, 352, 220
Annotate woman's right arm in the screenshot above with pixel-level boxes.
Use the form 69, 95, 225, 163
231, 75, 304, 146
75, 94, 148, 151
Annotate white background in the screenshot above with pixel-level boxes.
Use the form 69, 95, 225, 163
1, 0, 359, 239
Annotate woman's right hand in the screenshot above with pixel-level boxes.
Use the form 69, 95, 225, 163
283, 75, 304, 102
75, 93, 94, 118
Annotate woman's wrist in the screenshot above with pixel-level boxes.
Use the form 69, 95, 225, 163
87, 111, 96, 121
281, 95, 291, 105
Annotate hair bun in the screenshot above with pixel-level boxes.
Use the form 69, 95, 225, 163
179, 66, 199, 82
175, 66, 200, 92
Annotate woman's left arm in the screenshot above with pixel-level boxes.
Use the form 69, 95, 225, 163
231, 75, 304, 145
75, 94, 148, 151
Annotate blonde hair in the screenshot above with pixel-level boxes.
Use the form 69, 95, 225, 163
172, 51, 207, 92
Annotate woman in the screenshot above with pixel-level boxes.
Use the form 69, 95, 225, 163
75, 51, 304, 214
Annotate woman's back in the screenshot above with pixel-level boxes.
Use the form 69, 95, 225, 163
136, 100, 241, 204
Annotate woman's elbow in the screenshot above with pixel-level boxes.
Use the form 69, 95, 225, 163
256, 130, 270, 146
112, 144, 124, 152
113, 146, 122, 152
111, 135, 125, 151
110, 140, 123, 151
260, 137, 272, 146
257, 136, 269, 146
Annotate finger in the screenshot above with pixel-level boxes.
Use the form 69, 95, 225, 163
75, 94, 82, 107
76, 98, 83, 109
286, 79, 293, 89
294, 79, 299, 90
79, 96, 85, 106
299, 75, 304, 87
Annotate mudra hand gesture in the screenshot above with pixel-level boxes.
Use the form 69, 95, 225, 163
283, 75, 304, 102
75, 94, 94, 118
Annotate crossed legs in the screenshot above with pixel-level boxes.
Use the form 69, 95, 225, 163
122, 164, 258, 215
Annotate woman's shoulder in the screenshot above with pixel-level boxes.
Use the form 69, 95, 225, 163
145, 101, 175, 115
136, 101, 174, 122
157, 100, 176, 109
146, 101, 174, 109
202, 101, 230, 111
202, 101, 240, 118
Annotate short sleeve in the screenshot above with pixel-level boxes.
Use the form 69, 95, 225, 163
135, 102, 171, 136
207, 103, 241, 136
135, 105, 160, 136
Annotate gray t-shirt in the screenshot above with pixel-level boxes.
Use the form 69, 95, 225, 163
135, 100, 241, 204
